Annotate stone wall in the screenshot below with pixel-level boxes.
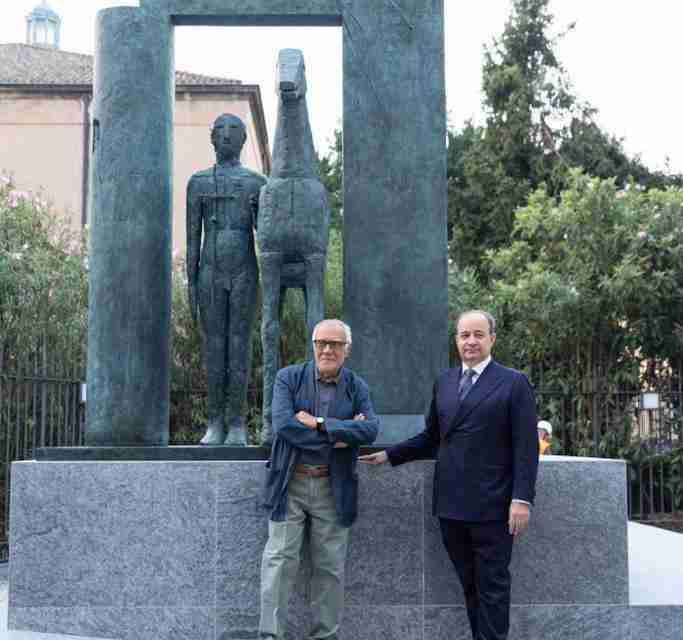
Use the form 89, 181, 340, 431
10, 456, 679, 639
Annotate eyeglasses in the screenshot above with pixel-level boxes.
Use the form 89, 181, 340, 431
313, 340, 347, 351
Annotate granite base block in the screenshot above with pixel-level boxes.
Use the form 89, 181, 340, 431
424, 606, 471, 640
347, 464, 423, 606
9, 606, 214, 640
424, 457, 629, 605
339, 605, 423, 640
627, 606, 683, 640
10, 462, 217, 609
8, 457, 679, 640
373, 414, 425, 446
426, 606, 683, 640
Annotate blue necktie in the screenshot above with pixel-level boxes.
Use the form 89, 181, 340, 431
459, 368, 475, 400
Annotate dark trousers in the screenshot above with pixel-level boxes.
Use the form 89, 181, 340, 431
439, 518, 514, 640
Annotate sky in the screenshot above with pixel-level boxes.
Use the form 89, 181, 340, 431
1, 1, 681, 173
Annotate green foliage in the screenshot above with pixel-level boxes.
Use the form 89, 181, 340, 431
559, 119, 681, 191
0, 175, 87, 370
447, 0, 681, 281
318, 129, 343, 232
624, 445, 683, 517
488, 169, 683, 391
449, 0, 578, 275
446, 264, 497, 364
168, 255, 206, 443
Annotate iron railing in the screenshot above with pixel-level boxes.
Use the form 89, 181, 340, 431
1, 355, 682, 559
0, 346, 85, 560
535, 388, 683, 522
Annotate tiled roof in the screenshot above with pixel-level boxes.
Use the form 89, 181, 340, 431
175, 69, 241, 86
0, 43, 241, 86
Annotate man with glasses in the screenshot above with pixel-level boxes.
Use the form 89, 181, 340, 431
259, 319, 379, 640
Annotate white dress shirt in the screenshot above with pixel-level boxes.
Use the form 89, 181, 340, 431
461, 356, 492, 385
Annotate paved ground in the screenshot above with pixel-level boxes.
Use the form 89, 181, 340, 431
0, 522, 681, 637
629, 521, 683, 605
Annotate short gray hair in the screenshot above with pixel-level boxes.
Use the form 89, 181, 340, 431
312, 319, 352, 346
456, 309, 496, 335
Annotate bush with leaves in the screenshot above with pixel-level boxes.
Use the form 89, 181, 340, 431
447, 0, 682, 281
486, 169, 683, 457
489, 170, 683, 384
0, 175, 87, 373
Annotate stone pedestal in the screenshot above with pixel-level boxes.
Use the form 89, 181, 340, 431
8, 456, 683, 639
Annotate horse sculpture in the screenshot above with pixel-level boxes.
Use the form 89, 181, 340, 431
257, 48, 331, 444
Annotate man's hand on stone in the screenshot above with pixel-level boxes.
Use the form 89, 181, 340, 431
358, 451, 388, 465
508, 502, 530, 536
295, 411, 317, 429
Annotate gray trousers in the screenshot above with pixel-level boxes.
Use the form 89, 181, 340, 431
259, 473, 350, 640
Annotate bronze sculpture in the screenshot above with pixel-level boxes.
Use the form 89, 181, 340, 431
186, 113, 266, 445
258, 49, 331, 444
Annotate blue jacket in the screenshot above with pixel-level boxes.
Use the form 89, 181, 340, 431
263, 361, 379, 527
387, 361, 538, 521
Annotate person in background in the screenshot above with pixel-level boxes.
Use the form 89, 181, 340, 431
537, 420, 552, 455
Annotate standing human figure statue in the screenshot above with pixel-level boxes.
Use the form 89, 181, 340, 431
258, 49, 331, 444
186, 113, 267, 445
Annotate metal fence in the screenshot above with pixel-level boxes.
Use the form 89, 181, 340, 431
535, 388, 683, 522
1, 356, 682, 559
0, 347, 86, 560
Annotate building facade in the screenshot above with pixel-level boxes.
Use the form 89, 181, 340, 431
0, 36, 270, 254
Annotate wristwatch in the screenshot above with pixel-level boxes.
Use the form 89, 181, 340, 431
316, 417, 325, 432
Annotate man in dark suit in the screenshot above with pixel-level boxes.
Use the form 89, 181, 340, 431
260, 319, 379, 640
360, 309, 538, 640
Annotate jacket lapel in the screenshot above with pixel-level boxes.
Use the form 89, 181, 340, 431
301, 361, 317, 414
444, 361, 506, 438
328, 367, 349, 418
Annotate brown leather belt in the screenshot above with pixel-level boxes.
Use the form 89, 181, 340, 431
294, 464, 330, 477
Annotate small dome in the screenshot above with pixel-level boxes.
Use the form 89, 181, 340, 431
26, 1, 61, 49
26, 1, 60, 21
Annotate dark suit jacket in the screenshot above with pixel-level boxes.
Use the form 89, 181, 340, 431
387, 360, 538, 521
263, 361, 379, 526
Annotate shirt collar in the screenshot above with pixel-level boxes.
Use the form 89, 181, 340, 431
316, 367, 341, 385
462, 356, 491, 377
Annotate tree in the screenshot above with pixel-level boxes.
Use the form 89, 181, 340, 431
484, 169, 683, 458
318, 129, 343, 232
488, 169, 683, 390
0, 175, 87, 370
448, 0, 681, 279
449, 0, 577, 274
559, 118, 682, 191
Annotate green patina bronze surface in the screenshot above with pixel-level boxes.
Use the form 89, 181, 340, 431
86, 0, 447, 446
